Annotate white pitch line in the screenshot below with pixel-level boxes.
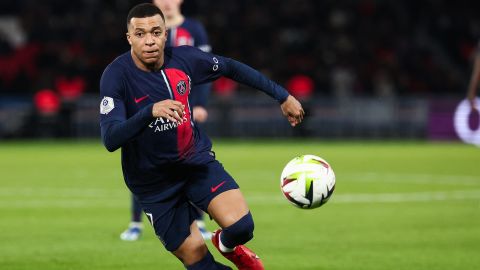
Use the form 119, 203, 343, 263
0, 199, 126, 209
339, 172, 480, 186
0, 187, 126, 197
0, 188, 480, 209
332, 190, 480, 203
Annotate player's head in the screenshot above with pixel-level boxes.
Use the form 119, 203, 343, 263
126, 3, 167, 71
153, 0, 183, 19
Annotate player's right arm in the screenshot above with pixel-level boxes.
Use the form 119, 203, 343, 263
99, 65, 184, 152
467, 44, 480, 111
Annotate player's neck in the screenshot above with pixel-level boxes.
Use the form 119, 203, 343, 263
165, 14, 185, 29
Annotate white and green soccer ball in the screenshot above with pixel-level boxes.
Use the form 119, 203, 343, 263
280, 155, 336, 209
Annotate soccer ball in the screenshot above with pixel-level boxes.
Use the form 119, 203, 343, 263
280, 155, 336, 209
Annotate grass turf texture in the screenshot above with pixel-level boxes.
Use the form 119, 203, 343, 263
0, 140, 479, 270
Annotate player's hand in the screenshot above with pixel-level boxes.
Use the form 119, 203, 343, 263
280, 95, 305, 127
152, 99, 185, 123
193, 106, 208, 123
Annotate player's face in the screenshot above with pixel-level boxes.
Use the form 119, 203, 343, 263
127, 14, 167, 71
153, 0, 183, 18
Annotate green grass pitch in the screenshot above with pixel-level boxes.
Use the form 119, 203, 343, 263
0, 140, 479, 270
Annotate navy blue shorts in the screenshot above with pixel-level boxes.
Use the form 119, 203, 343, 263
134, 160, 239, 251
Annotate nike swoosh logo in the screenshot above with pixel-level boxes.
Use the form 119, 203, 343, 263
211, 181, 226, 193
134, 95, 149, 103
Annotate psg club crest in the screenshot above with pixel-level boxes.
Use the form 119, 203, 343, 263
176, 80, 187, 95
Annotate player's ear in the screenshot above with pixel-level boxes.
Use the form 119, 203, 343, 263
126, 33, 132, 45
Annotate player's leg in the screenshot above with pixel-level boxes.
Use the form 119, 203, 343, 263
138, 190, 231, 269
171, 221, 208, 264
172, 221, 231, 269
208, 189, 249, 227
186, 160, 264, 270
208, 189, 264, 270
120, 194, 143, 241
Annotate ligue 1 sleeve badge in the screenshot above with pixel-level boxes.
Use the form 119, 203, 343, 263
100, 96, 115, 115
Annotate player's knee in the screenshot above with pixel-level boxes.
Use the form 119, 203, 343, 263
222, 212, 254, 246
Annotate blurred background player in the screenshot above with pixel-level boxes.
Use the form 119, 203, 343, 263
467, 41, 480, 112
120, 0, 213, 241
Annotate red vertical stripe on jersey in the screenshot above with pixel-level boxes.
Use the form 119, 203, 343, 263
164, 68, 193, 158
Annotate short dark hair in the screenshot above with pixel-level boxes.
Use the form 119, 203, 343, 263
126, 3, 165, 28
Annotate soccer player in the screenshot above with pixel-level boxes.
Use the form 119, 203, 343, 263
467, 41, 480, 112
120, 0, 212, 242
100, 3, 304, 269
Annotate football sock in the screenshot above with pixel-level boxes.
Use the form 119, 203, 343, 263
218, 231, 234, 253
129, 221, 143, 229
220, 211, 254, 250
186, 250, 232, 270
132, 195, 143, 222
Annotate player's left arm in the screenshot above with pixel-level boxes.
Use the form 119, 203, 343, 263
220, 57, 305, 127
182, 47, 305, 126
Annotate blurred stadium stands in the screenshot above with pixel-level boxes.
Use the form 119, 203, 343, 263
0, 0, 478, 139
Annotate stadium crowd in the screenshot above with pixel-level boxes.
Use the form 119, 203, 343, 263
0, 0, 479, 99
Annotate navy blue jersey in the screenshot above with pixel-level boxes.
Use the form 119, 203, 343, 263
100, 46, 288, 194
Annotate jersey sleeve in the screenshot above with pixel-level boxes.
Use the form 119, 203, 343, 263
220, 57, 289, 103
99, 64, 127, 124
99, 64, 153, 152
180, 46, 289, 103
180, 46, 225, 85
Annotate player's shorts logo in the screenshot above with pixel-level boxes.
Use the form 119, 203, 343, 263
145, 212, 154, 226
211, 180, 226, 193
176, 80, 187, 95
100, 96, 114, 115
